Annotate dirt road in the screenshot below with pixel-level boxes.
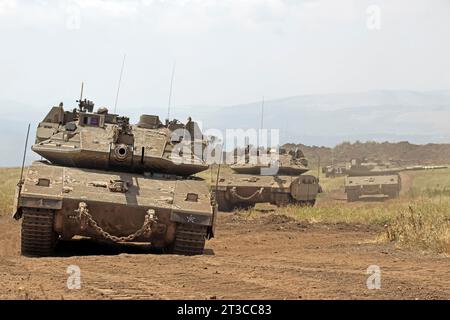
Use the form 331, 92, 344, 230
0, 213, 449, 300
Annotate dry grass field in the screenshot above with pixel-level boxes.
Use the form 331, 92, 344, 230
243, 168, 450, 254
2, 167, 449, 253
0, 168, 20, 216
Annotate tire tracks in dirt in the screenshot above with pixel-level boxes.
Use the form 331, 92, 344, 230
0, 214, 449, 299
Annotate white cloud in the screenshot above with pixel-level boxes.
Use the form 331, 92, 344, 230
0, 0, 449, 109
73, 0, 139, 17
0, 0, 361, 31
0, 0, 16, 15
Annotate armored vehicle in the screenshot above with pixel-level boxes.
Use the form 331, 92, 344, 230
214, 148, 322, 211
322, 164, 347, 178
12, 98, 216, 256
344, 159, 402, 202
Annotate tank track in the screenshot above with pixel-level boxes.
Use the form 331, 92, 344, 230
173, 224, 207, 256
292, 200, 316, 206
21, 208, 57, 257
288, 196, 316, 207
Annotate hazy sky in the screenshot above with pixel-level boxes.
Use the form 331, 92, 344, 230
1, 0, 449, 110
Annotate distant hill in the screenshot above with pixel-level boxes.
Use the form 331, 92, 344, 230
201, 90, 450, 146
0, 100, 41, 167
1, 89, 450, 166
284, 141, 450, 166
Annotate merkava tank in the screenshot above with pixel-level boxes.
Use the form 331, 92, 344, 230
214, 147, 322, 211
344, 159, 402, 202
322, 164, 347, 178
12, 97, 216, 256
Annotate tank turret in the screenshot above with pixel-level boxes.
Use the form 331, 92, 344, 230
32, 100, 208, 176
229, 147, 309, 175
346, 158, 403, 177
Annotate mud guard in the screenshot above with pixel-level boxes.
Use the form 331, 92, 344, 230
170, 206, 216, 239
170, 211, 213, 227
15, 195, 63, 220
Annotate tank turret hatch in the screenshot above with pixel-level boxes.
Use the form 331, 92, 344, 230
137, 115, 162, 129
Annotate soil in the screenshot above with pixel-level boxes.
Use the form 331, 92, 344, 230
0, 212, 448, 300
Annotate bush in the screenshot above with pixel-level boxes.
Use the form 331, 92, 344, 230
385, 203, 450, 254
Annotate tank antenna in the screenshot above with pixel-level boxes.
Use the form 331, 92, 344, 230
19, 124, 31, 185
166, 61, 176, 122
317, 153, 321, 182
214, 145, 224, 194
258, 96, 265, 154
114, 54, 126, 114
77, 81, 84, 110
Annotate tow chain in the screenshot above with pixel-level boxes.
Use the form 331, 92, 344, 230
75, 202, 156, 242
230, 187, 264, 201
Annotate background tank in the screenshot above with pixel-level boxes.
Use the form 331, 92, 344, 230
214, 147, 322, 211
230, 147, 309, 175
345, 158, 404, 177
344, 158, 402, 202
12, 98, 216, 257
322, 164, 347, 178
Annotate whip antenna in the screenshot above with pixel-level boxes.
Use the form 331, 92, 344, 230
77, 82, 84, 110
114, 54, 126, 114
166, 61, 176, 121
257, 96, 265, 155
214, 146, 224, 194
79, 81, 84, 102
317, 153, 321, 182
13, 123, 31, 219
19, 124, 31, 184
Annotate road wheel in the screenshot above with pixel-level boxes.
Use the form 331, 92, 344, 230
289, 196, 316, 207
172, 224, 207, 256
235, 203, 255, 211
297, 200, 315, 207
21, 208, 57, 257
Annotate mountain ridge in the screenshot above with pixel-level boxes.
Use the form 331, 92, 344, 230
1, 89, 449, 166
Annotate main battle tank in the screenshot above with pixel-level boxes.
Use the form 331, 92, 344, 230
322, 164, 347, 178
214, 147, 322, 211
344, 159, 402, 202
12, 98, 216, 256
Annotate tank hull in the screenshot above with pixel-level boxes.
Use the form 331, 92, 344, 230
344, 174, 401, 202
14, 161, 216, 256
214, 173, 321, 211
